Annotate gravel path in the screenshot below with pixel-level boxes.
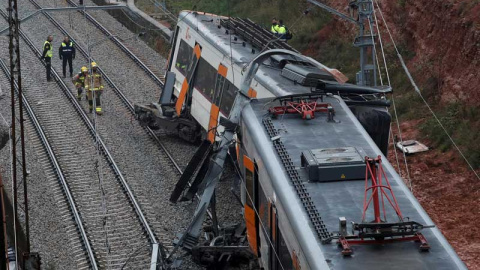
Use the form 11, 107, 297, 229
1, 1, 244, 268
0, 36, 77, 269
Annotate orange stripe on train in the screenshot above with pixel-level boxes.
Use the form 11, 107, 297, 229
175, 78, 189, 115
207, 104, 220, 143
245, 205, 258, 256
218, 64, 228, 78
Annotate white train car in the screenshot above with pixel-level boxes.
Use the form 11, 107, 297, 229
135, 11, 466, 270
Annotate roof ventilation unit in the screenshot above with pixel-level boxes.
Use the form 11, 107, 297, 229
301, 147, 366, 182
281, 64, 335, 87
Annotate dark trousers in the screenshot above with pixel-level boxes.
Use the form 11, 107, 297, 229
87, 90, 102, 111
62, 56, 73, 77
45, 57, 51, 80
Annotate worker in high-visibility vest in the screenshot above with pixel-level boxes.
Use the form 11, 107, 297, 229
59, 36, 76, 78
85, 62, 104, 114
277, 20, 287, 41
41, 35, 54, 81
271, 18, 279, 34
72, 66, 88, 101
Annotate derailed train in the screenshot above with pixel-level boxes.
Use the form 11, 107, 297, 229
135, 10, 467, 270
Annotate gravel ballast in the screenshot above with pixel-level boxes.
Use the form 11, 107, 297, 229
0, 1, 244, 268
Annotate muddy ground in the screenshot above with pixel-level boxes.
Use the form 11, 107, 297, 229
389, 120, 479, 270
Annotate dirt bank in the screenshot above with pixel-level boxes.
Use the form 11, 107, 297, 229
389, 120, 480, 269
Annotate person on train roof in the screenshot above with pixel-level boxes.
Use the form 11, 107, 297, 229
271, 18, 280, 34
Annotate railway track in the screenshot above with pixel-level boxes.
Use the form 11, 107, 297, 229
19, 0, 219, 211
24, 0, 182, 175
0, 9, 163, 269
1, 0, 224, 267
0, 59, 97, 269
65, 0, 166, 87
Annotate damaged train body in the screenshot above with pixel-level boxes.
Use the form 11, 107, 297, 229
135, 10, 466, 270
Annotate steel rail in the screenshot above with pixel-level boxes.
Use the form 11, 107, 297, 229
66, 0, 165, 88
26, 0, 183, 177
0, 59, 99, 269
0, 5, 127, 35
60, 0, 219, 221
61, 1, 218, 221
0, 7, 163, 269
31, 0, 213, 224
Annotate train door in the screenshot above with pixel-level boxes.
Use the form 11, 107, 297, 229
175, 42, 201, 115
269, 203, 294, 270
244, 155, 260, 257
207, 64, 228, 142
185, 42, 203, 110
166, 26, 180, 72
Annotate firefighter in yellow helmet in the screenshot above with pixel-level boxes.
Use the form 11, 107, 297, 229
85, 62, 104, 114
72, 66, 88, 101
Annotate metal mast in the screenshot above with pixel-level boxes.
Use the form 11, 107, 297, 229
307, 0, 377, 86
7, 0, 31, 267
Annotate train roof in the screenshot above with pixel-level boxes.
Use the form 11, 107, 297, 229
243, 96, 465, 269
180, 10, 464, 269
179, 11, 298, 68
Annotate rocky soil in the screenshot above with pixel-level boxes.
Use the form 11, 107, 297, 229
309, 1, 480, 268
389, 120, 480, 270
321, 0, 480, 104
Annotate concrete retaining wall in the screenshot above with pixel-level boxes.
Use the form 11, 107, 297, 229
92, 0, 172, 56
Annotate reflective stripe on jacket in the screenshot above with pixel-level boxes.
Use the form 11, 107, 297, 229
73, 72, 86, 87
85, 72, 104, 91
59, 41, 75, 57
43, 41, 52, 58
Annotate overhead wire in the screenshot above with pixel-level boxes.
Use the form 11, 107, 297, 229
371, 1, 412, 189
373, 0, 480, 181
81, 5, 112, 266
370, 2, 402, 181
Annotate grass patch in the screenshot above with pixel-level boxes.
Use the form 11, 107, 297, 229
420, 103, 480, 168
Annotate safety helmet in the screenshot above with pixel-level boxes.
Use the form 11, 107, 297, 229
91, 62, 98, 68
81, 66, 88, 72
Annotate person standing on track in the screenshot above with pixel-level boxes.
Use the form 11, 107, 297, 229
59, 36, 75, 78
41, 35, 53, 81
72, 66, 88, 101
85, 62, 104, 115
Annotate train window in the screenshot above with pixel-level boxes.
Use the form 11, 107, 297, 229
194, 58, 217, 101
219, 81, 237, 116
167, 26, 180, 71
175, 40, 192, 76
277, 228, 294, 270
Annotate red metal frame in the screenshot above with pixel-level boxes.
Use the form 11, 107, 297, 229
338, 156, 430, 256
269, 101, 331, 120
362, 156, 403, 223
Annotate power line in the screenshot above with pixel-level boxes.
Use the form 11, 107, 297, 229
370, 2, 413, 190
373, 0, 480, 181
